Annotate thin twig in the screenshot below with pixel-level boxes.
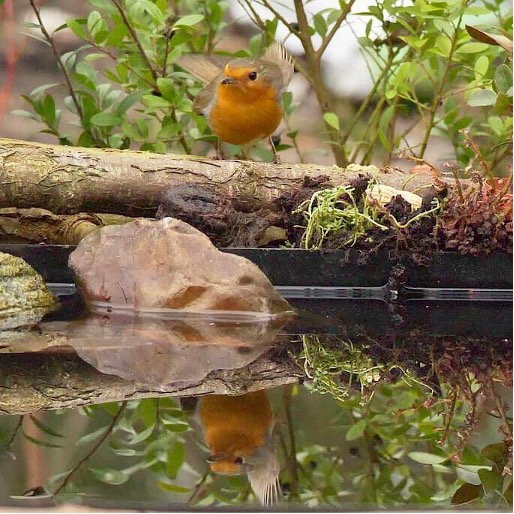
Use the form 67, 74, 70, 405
7, 416, 23, 447
187, 469, 211, 505
282, 385, 299, 498
29, 0, 95, 142
110, 0, 158, 83
52, 402, 127, 496
316, 0, 357, 60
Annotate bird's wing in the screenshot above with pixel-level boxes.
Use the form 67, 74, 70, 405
262, 42, 294, 88
192, 74, 222, 115
177, 54, 231, 84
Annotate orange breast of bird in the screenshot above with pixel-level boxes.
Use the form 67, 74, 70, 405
199, 391, 274, 474
209, 74, 283, 146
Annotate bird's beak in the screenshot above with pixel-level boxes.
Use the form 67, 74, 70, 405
221, 77, 236, 85
206, 452, 228, 463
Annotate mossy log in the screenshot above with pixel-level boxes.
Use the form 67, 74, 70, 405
0, 137, 438, 217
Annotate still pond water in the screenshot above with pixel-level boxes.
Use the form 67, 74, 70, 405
0, 293, 512, 511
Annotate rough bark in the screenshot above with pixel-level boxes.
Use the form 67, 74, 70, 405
0, 137, 436, 217
0, 331, 302, 415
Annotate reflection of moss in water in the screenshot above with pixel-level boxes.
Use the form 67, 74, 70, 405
299, 335, 434, 403
295, 334, 512, 508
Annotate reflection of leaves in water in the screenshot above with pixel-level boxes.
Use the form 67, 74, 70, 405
290, 334, 512, 508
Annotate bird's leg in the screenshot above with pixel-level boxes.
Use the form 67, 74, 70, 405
215, 139, 226, 160
269, 136, 281, 165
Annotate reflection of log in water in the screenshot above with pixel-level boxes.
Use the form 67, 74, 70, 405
0, 342, 301, 416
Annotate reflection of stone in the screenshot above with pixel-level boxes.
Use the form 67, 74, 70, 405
70, 217, 292, 315
0, 252, 59, 330
44, 312, 286, 388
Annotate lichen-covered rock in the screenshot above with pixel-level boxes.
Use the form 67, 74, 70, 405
0, 252, 60, 330
69, 217, 292, 315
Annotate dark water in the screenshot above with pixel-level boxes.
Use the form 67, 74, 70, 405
0, 293, 512, 511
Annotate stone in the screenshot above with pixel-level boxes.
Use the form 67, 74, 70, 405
0, 252, 59, 330
69, 217, 292, 315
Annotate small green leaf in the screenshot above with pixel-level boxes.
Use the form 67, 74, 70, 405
494, 64, 513, 94
158, 482, 190, 493
76, 426, 109, 447
478, 468, 501, 493
157, 78, 176, 102
174, 14, 204, 27
67, 19, 87, 39
127, 424, 155, 445
29, 415, 63, 438
346, 419, 366, 441
166, 443, 185, 479
474, 55, 489, 79
457, 42, 489, 54
467, 89, 497, 107
90, 112, 122, 127
143, 95, 172, 109
22, 431, 62, 449
323, 112, 340, 131
408, 452, 448, 465
313, 13, 327, 38
90, 467, 130, 485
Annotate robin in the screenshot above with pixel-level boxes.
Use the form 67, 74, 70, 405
197, 390, 281, 506
179, 43, 294, 163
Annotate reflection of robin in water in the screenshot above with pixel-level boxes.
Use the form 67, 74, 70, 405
198, 390, 281, 506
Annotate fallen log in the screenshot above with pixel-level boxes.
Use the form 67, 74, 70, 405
0, 137, 437, 217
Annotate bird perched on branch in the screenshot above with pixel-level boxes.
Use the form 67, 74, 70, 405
197, 390, 281, 506
179, 43, 294, 163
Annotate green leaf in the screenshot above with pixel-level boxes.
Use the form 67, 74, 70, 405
76, 426, 109, 447
127, 424, 155, 445
11, 110, 40, 121
90, 112, 123, 127
116, 91, 145, 116
22, 431, 62, 449
313, 13, 327, 38
158, 482, 190, 493
143, 95, 172, 109
29, 83, 61, 96
157, 78, 176, 102
474, 55, 489, 79
494, 64, 513, 94
29, 415, 64, 438
478, 468, 501, 493
110, 447, 138, 457
166, 443, 185, 479
67, 19, 87, 39
467, 89, 497, 107
323, 112, 340, 131
90, 468, 130, 485
346, 419, 366, 441
457, 42, 489, 54
174, 14, 204, 28
408, 452, 448, 465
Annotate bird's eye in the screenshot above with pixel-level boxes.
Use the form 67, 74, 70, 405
248, 71, 257, 81
234, 456, 244, 465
